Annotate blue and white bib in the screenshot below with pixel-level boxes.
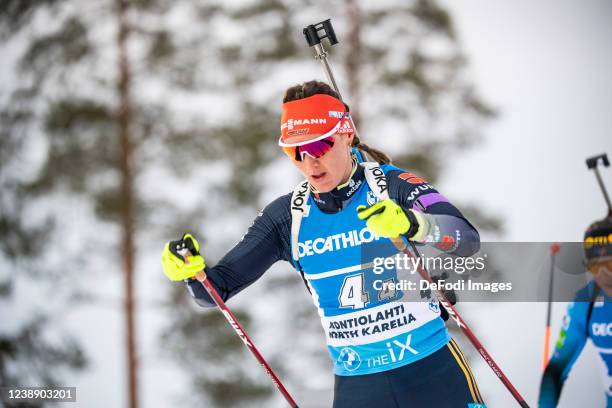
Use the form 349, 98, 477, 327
290, 163, 450, 376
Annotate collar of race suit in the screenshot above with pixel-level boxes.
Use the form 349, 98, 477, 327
310, 156, 366, 213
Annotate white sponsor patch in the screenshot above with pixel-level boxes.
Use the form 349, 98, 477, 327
321, 302, 439, 347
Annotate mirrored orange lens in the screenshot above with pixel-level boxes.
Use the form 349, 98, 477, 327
281, 146, 299, 161
281, 136, 335, 162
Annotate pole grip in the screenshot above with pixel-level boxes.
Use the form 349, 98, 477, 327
303, 19, 338, 47
586, 153, 612, 214
586, 153, 610, 169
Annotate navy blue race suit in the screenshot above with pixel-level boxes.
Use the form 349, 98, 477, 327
186, 153, 485, 407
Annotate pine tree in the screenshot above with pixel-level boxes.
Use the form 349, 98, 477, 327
1, 0, 275, 405
0, 0, 89, 399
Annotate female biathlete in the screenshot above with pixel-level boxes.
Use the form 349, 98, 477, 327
162, 81, 486, 407
539, 216, 612, 407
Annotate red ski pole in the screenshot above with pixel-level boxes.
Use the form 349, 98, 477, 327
191, 267, 299, 407
392, 239, 530, 408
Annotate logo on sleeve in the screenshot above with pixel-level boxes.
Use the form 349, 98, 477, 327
399, 172, 427, 184
435, 235, 457, 252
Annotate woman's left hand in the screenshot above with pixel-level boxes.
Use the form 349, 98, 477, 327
357, 199, 422, 239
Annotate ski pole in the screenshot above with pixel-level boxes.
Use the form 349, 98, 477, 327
543, 243, 560, 370
303, 19, 360, 140
394, 239, 530, 408
586, 153, 612, 216
183, 252, 299, 407
303, 18, 529, 407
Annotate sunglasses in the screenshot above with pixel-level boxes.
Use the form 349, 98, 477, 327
280, 135, 335, 161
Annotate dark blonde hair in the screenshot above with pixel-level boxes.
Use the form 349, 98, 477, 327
283, 80, 391, 164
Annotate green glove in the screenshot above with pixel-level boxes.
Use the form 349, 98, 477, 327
161, 233, 206, 281
357, 199, 421, 239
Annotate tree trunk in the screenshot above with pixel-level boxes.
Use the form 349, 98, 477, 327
345, 0, 361, 128
116, 1, 138, 407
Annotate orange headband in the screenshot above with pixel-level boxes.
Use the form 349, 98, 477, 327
279, 94, 353, 145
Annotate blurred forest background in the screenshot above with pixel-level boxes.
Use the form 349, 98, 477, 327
0, 0, 503, 407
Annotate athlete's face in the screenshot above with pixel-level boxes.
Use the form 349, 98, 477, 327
288, 133, 354, 192
589, 257, 612, 296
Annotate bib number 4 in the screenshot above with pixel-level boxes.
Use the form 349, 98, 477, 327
339, 274, 369, 309
339, 273, 399, 309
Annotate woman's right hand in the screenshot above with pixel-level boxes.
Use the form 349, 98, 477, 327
161, 233, 206, 281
